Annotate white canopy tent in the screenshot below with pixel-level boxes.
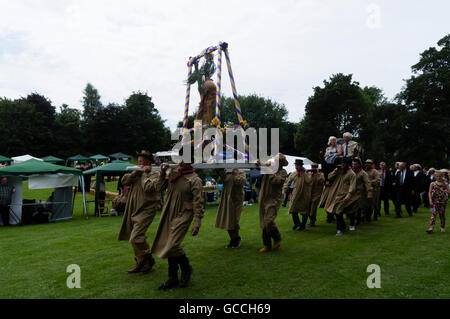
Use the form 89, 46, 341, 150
0, 159, 87, 225
284, 154, 321, 174
11, 154, 42, 165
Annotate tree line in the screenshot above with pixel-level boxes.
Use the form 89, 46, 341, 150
0, 85, 171, 159
0, 34, 448, 167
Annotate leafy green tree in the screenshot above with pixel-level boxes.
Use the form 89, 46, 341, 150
92, 103, 128, 155
82, 83, 103, 121
396, 34, 450, 167
121, 91, 171, 154
54, 104, 83, 158
19, 93, 57, 156
81, 83, 103, 153
0, 98, 42, 156
219, 94, 290, 156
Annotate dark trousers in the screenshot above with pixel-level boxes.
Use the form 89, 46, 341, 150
292, 213, 308, 230
395, 198, 412, 217
379, 186, 390, 215
364, 205, 373, 222
422, 192, 430, 208
262, 227, 281, 248
349, 215, 356, 226
336, 214, 346, 232
412, 193, 421, 213
292, 213, 300, 227
356, 208, 363, 225
0, 204, 10, 226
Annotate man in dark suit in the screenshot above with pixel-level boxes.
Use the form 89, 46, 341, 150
378, 162, 392, 215
393, 162, 414, 217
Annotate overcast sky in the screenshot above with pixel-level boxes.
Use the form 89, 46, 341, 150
0, 0, 449, 130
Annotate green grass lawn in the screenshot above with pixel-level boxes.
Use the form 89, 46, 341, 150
0, 185, 449, 299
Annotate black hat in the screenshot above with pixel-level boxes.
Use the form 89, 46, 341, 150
352, 157, 363, 166
295, 159, 304, 165
136, 150, 154, 163
335, 157, 351, 165
334, 157, 343, 165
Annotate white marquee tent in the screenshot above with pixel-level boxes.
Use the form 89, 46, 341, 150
11, 154, 43, 165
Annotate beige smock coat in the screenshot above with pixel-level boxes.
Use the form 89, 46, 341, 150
365, 169, 381, 209
117, 170, 163, 242
151, 168, 205, 259
282, 170, 312, 215
309, 171, 325, 217
259, 169, 288, 230
215, 171, 246, 230
324, 168, 357, 215
354, 169, 372, 210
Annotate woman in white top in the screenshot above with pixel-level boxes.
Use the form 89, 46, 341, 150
324, 136, 342, 164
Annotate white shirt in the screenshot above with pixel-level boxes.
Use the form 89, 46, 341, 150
399, 169, 406, 185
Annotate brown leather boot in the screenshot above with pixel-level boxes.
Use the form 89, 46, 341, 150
126, 258, 143, 274
272, 239, 282, 250
140, 254, 155, 274
259, 246, 270, 253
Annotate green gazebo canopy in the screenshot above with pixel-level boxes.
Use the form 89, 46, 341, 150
0, 155, 13, 163
82, 160, 132, 176
67, 154, 91, 162
90, 154, 110, 161
0, 159, 82, 176
41, 155, 65, 164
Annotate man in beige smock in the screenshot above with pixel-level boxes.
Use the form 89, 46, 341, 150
118, 150, 164, 274
215, 168, 247, 248
151, 161, 205, 290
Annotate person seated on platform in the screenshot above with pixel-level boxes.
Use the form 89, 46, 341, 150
324, 136, 342, 165
342, 132, 359, 158
0, 177, 16, 226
